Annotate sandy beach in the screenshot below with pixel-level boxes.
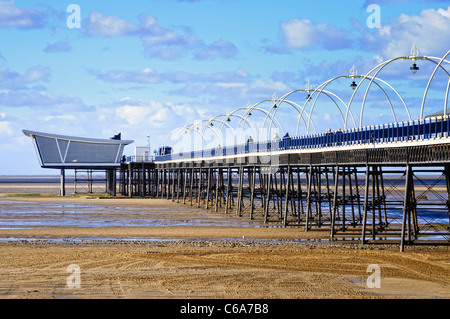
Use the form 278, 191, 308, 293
0, 191, 448, 299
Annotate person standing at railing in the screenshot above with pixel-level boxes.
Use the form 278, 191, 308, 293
271, 132, 280, 151
336, 128, 343, 146
273, 132, 280, 141
327, 128, 333, 146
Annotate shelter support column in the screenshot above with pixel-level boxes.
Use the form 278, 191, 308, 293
60, 169, 65, 196
106, 169, 116, 196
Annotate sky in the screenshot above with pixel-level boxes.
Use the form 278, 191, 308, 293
1, 0, 450, 174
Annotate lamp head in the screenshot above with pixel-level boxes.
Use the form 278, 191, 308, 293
410, 63, 419, 74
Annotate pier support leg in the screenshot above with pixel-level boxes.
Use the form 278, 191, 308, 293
60, 169, 65, 197
361, 165, 370, 244
106, 169, 116, 196
400, 164, 413, 252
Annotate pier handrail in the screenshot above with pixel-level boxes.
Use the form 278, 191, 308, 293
153, 115, 450, 162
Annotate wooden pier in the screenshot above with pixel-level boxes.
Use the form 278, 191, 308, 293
118, 145, 450, 251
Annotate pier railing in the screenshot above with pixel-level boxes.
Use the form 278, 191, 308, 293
152, 115, 450, 162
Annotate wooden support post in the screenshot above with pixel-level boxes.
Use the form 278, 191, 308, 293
225, 167, 231, 214
264, 172, 272, 223
283, 165, 291, 227
206, 168, 211, 210
330, 165, 340, 239
305, 165, 313, 231
236, 166, 244, 217
361, 165, 370, 244
250, 166, 256, 220
190, 168, 194, 206
215, 168, 221, 212
444, 164, 450, 229
60, 169, 66, 196
341, 166, 346, 232
128, 163, 132, 198
401, 164, 413, 252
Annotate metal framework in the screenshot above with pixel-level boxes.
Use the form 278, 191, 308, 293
119, 46, 450, 252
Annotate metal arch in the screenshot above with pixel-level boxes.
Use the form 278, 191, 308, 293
204, 114, 239, 145
282, 99, 315, 135
236, 101, 285, 133
233, 104, 285, 142
172, 125, 207, 153
309, 74, 408, 131
445, 75, 450, 117
351, 55, 450, 128
303, 75, 357, 132
305, 89, 356, 134
213, 112, 259, 144
184, 122, 222, 151
202, 118, 236, 146
166, 122, 220, 153
261, 94, 315, 141
421, 51, 450, 119
346, 56, 409, 129
163, 126, 188, 151
262, 99, 313, 137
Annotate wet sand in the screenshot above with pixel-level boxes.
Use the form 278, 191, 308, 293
0, 193, 448, 299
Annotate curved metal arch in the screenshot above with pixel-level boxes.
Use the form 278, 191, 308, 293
235, 102, 285, 132
261, 99, 314, 135
267, 87, 352, 137
201, 118, 236, 146
309, 73, 409, 130
212, 112, 260, 144
304, 89, 357, 134
233, 104, 285, 142
183, 122, 222, 150
421, 51, 450, 119
163, 125, 189, 151
166, 121, 221, 153
346, 57, 406, 128
347, 55, 450, 128
261, 95, 316, 141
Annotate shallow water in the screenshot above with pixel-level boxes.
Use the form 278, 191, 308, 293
0, 198, 447, 243
0, 199, 264, 229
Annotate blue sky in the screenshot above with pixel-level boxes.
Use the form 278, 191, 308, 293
1, 0, 450, 174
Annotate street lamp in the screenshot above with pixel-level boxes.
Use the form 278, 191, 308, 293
410, 63, 419, 74
410, 43, 420, 74
349, 64, 358, 90
305, 80, 312, 100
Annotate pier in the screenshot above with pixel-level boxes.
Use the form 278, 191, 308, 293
25, 47, 450, 251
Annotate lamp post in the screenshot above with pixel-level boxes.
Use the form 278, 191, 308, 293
410, 43, 420, 74
350, 64, 358, 90
306, 80, 313, 101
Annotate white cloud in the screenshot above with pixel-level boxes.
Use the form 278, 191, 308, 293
0, 65, 50, 90
0, 120, 13, 136
267, 18, 353, 52
43, 41, 71, 53
116, 104, 154, 126
195, 40, 238, 60
0, 0, 45, 29
361, 7, 450, 59
86, 12, 139, 36
85, 11, 236, 60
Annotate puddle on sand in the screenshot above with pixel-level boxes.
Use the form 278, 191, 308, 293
0, 200, 261, 229
0, 236, 334, 244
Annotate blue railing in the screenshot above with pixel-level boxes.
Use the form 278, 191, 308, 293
154, 116, 450, 162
